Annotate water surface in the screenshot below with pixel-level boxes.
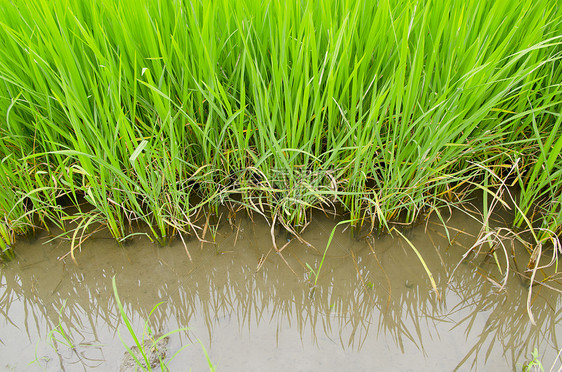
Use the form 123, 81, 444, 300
1, 209, 561, 371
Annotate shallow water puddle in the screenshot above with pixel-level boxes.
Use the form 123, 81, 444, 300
1, 210, 561, 371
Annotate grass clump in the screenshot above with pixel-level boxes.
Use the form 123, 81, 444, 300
0, 0, 560, 263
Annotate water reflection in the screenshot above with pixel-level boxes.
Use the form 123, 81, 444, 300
1, 211, 561, 371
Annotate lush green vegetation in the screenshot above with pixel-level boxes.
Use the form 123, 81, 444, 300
0, 0, 561, 257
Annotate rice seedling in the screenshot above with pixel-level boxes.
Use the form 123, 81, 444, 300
45, 300, 75, 351
0, 0, 560, 273
112, 276, 214, 371
520, 348, 545, 372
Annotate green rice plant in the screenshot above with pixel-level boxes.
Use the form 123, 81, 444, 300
0, 0, 560, 258
46, 300, 75, 351
520, 348, 545, 372
0, 219, 13, 259
199, 341, 217, 372
0, 155, 39, 258
112, 276, 214, 371
27, 300, 77, 369
515, 111, 562, 241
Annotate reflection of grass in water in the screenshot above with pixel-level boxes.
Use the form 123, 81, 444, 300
446, 249, 562, 370
27, 299, 100, 371
28, 301, 75, 370
2, 224, 560, 370
112, 276, 215, 371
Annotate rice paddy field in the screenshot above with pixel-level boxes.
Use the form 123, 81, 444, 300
2, 212, 562, 371
0, 0, 561, 269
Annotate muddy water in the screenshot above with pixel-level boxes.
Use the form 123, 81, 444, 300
1, 209, 561, 371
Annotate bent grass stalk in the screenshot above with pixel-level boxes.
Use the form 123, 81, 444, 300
393, 228, 439, 299
306, 217, 440, 301
307, 218, 358, 288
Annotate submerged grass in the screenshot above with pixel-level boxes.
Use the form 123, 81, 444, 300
0, 0, 561, 267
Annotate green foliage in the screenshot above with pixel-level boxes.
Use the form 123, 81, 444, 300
0, 0, 560, 255
0, 220, 14, 260
112, 276, 214, 371
521, 348, 545, 372
46, 300, 75, 350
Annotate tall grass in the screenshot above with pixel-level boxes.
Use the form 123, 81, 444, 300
0, 0, 561, 257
